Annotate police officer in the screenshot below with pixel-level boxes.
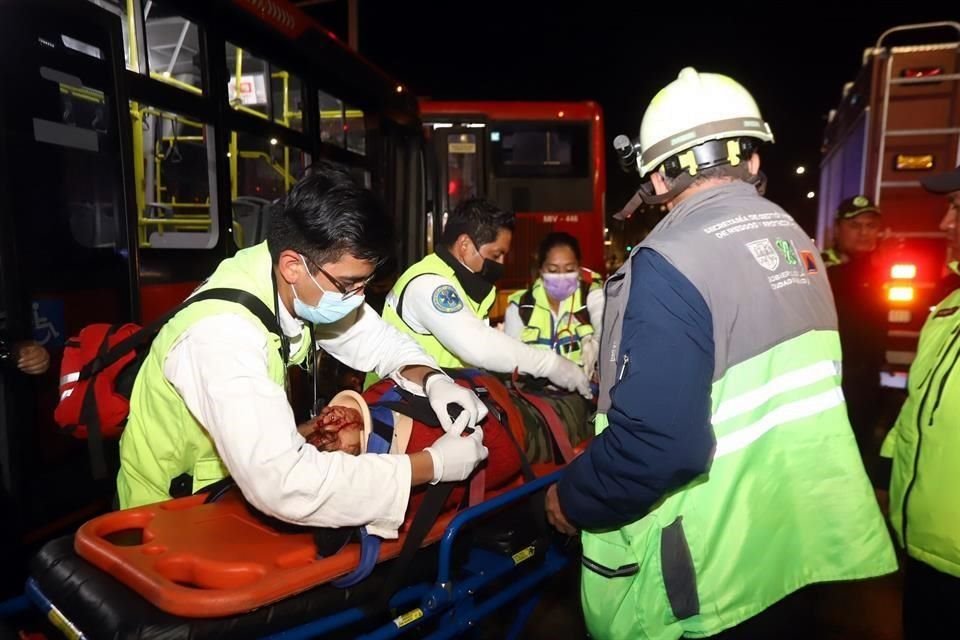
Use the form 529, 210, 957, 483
381, 198, 591, 397
823, 196, 887, 481
882, 164, 960, 640
545, 68, 896, 639
822, 195, 883, 267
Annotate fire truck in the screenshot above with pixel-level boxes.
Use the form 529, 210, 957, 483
817, 21, 960, 386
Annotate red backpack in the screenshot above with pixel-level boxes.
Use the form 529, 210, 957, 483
54, 288, 281, 477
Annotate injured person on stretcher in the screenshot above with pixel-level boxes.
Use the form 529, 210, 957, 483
300, 373, 596, 512
306, 375, 595, 463
12, 372, 595, 640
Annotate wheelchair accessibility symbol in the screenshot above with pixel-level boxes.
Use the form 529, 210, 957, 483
32, 300, 65, 347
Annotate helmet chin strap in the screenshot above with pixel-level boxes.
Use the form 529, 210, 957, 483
614, 166, 767, 220
613, 173, 695, 220
747, 170, 768, 196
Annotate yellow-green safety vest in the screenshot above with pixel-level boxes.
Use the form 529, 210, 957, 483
506, 271, 601, 365
117, 241, 311, 508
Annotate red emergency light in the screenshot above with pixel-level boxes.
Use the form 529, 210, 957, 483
901, 66, 944, 79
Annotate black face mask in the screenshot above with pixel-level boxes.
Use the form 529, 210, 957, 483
478, 257, 504, 285
436, 246, 499, 304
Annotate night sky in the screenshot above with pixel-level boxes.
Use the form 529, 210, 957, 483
305, 3, 954, 235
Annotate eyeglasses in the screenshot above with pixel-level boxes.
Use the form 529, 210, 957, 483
303, 255, 374, 300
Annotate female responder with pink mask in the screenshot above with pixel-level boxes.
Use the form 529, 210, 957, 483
504, 232, 603, 377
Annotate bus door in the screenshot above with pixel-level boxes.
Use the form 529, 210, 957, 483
0, 0, 135, 574
427, 121, 488, 243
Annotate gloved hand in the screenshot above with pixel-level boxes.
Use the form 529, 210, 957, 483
546, 353, 593, 399
424, 427, 488, 484
580, 335, 600, 381
424, 373, 489, 435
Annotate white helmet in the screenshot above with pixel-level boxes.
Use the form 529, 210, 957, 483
637, 67, 774, 178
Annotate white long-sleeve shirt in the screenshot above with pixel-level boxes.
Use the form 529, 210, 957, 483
162, 299, 436, 538
503, 285, 604, 342
391, 274, 562, 377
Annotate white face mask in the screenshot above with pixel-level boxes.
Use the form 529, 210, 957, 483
292, 255, 365, 324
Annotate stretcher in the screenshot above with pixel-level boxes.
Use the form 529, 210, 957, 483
0, 372, 590, 639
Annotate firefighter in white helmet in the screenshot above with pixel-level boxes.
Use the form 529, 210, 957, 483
547, 68, 896, 639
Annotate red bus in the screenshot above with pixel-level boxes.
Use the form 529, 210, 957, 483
419, 101, 606, 315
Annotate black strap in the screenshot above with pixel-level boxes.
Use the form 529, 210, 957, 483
270, 270, 290, 367
81, 324, 123, 478
379, 387, 442, 428
80, 287, 284, 380
518, 289, 535, 326
368, 373, 544, 612
80, 288, 283, 480
452, 374, 536, 484
368, 481, 454, 614
394, 272, 440, 336
573, 279, 592, 326
458, 375, 551, 550
521, 282, 593, 328
488, 397, 535, 483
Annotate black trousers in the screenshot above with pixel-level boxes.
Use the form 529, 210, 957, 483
904, 556, 960, 639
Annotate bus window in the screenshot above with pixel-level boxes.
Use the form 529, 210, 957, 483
83, 0, 203, 93
130, 104, 217, 249
33, 65, 122, 252
229, 132, 309, 249
79, 0, 132, 69
271, 71, 304, 132
142, 3, 203, 94
345, 105, 366, 155
491, 124, 588, 178
225, 43, 304, 132
318, 90, 344, 147
447, 132, 479, 210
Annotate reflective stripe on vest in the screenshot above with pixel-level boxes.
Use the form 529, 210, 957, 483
507, 274, 599, 365
581, 183, 896, 640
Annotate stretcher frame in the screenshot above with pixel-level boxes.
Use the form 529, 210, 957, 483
1, 471, 572, 640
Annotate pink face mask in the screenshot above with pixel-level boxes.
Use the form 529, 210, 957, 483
542, 272, 579, 301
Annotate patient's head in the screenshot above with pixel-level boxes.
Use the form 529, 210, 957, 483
305, 405, 363, 455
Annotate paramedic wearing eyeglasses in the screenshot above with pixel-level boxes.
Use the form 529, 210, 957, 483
504, 232, 604, 377
116, 163, 488, 539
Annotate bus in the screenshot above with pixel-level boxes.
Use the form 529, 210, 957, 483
419, 101, 606, 316
0, 0, 429, 588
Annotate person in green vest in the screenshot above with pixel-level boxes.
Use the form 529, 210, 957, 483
380, 198, 591, 397
545, 68, 896, 639
116, 162, 489, 540
881, 163, 960, 639
504, 232, 603, 377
